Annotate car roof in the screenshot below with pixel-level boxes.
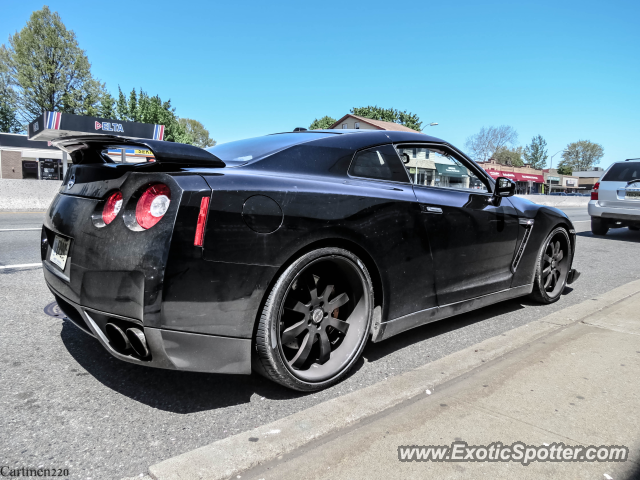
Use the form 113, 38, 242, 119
278, 129, 447, 144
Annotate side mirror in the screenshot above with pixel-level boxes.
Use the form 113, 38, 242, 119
492, 177, 516, 205
400, 153, 410, 164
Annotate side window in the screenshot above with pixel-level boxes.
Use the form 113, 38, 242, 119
397, 146, 489, 193
349, 145, 410, 183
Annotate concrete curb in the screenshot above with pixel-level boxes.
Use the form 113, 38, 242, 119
146, 279, 640, 480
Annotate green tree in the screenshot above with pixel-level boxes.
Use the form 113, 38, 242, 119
128, 88, 139, 122
0, 62, 21, 132
178, 118, 215, 148
109, 88, 192, 144
97, 87, 195, 144
350, 106, 423, 132
523, 134, 548, 170
97, 92, 116, 119
493, 146, 525, 167
0, 6, 105, 122
115, 86, 129, 120
557, 165, 573, 175
558, 140, 604, 173
309, 115, 336, 130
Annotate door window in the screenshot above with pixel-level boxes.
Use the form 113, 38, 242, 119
397, 146, 489, 192
349, 145, 410, 183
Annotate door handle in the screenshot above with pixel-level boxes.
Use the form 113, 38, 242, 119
420, 205, 443, 214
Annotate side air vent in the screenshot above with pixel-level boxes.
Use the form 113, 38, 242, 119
512, 218, 535, 273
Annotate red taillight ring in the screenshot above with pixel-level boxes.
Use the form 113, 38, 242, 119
136, 184, 171, 230
102, 191, 123, 225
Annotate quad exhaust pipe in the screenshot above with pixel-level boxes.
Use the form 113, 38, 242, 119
105, 323, 130, 352
126, 327, 150, 358
105, 323, 150, 359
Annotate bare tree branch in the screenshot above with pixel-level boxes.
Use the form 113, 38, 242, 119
465, 125, 519, 163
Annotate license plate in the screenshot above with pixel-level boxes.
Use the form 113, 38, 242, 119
625, 191, 640, 201
50, 235, 71, 270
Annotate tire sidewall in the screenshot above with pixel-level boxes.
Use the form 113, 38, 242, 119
533, 227, 572, 303
258, 247, 374, 391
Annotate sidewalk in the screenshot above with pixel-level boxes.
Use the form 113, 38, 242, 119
144, 280, 640, 480
240, 289, 640, 480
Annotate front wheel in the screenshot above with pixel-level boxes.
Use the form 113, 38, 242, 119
254, 247, 373, 391
530, 227, 573, 304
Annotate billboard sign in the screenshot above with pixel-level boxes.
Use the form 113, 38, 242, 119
28, 112, 164, 142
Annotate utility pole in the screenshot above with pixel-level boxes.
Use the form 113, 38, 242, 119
550, 150, 563, 170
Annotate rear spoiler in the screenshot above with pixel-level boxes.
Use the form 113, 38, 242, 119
51, 135, 225, 167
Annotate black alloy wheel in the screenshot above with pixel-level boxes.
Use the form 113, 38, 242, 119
254, 247, 373, 391
530, 227, 572, 304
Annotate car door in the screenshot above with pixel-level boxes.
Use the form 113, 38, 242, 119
397, 144, 519, 306
347, 144, 438, 320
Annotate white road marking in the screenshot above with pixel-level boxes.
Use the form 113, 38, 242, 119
0, 228, 42, 231
0, 263, 42, 270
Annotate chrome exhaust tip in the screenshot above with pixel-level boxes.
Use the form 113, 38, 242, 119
126, 328, 150, 358
105, 323, 131, 352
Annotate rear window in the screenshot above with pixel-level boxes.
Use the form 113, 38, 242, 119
206, 132, 336, 166
602, 162, 640, 182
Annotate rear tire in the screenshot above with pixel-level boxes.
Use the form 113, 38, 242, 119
254, 247, 373, 391
530, 227, 572, 304
591, 217, 609, 235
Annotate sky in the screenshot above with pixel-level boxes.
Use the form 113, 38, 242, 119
1, 0, 639, 169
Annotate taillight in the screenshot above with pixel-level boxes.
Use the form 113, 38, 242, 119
102, 191, 123, 225
194, 196, 210, 246
591, 182, 600, 201
136, 184, 171, 230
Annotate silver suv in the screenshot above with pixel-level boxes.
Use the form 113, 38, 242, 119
589, 159, 640, 235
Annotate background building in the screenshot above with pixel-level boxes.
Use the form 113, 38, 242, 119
542, 168, 582, 194
0, 133, 63, 180
572, 168, 604, 192
328, 114, 421, 133
477, 159, 545, 194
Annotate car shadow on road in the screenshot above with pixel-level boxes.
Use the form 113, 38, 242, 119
362, 298, 526, 363
60, 320, 309, 414
577, 229, 640, 243
59, 293, 542, 413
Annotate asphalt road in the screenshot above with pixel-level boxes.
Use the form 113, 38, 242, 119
0, 212, 44, 266
1, 207, 639, 480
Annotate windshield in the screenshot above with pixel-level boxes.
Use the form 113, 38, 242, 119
206, 132, 337, 166
602, 162, 640, 183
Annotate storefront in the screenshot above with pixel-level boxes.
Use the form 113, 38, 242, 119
485, 170, 545, 194
434, 162, 469, 188
40, 158, 63, 180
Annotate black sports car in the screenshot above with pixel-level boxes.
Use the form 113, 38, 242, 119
42, 129, 579, 391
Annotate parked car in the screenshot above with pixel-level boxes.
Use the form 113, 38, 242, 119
589, 159, 640, 235
42, 130, 580, 391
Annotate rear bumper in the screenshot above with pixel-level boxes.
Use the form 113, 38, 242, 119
51, 288, 252, 374
588, 200, 640, 222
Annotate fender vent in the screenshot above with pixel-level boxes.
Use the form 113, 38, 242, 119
512, 218, 535, 273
